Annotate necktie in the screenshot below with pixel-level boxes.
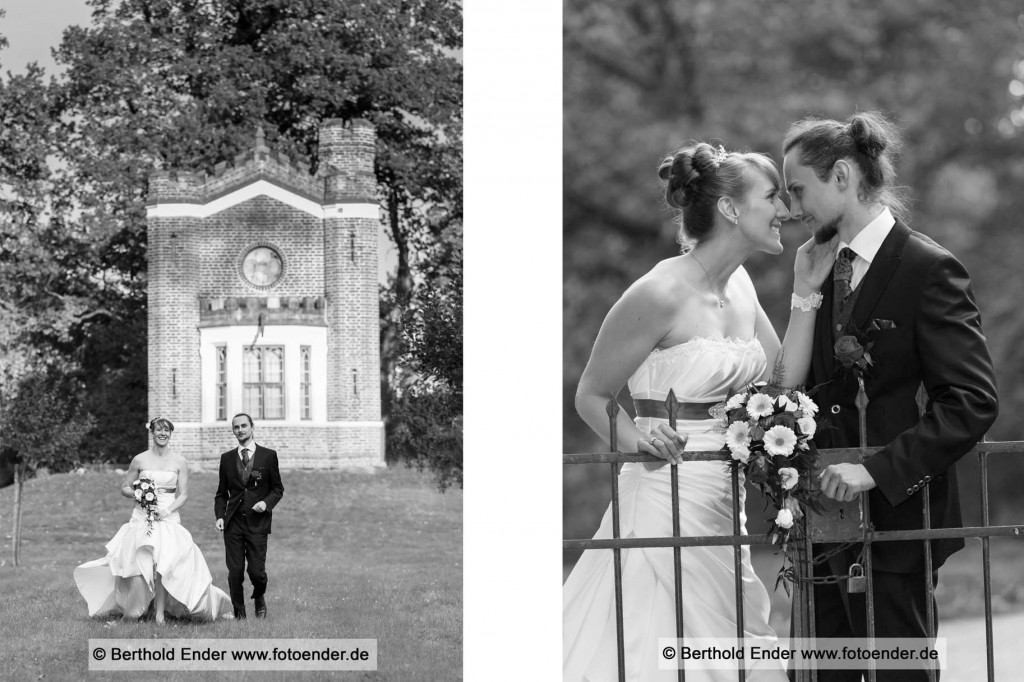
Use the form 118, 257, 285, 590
242, 448, 250, 468
833, 247, 855, 311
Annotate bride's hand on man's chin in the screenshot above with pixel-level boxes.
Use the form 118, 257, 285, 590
794, 235, 840, 292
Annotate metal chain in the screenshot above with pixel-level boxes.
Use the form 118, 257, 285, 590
780, 542, 866, 585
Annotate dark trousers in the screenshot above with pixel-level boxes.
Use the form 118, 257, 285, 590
224, 512, 269, 610
790, 549, 939, 682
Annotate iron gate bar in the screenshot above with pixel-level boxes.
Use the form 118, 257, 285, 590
731, 462, 746, 682
605, 400, 627, 682
665, 391, 687, 682
855, 379, 878, 682
922, 485, 936, 682
980, 451, 994, 682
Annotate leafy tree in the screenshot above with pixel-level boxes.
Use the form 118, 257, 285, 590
386, 226, 462, 490
1, 372, 95, 565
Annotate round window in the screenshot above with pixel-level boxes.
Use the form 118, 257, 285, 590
241, 246, 283, 288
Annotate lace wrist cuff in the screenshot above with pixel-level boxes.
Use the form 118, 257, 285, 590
791, 291, 823, 312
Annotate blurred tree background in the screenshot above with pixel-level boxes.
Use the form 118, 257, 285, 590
563, 0, 1024, 562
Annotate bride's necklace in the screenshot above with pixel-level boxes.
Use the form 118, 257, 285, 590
690, 253, 726, 308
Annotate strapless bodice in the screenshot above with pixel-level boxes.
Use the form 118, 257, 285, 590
140, 469, 178, 487
627, 335, 767, 404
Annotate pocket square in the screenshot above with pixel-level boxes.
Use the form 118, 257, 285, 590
868, 318, 897, 331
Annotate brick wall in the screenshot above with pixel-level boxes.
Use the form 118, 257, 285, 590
147, 212, 202, 426
177, 423, 384, 470
199, 197, 325, 297
324, 215, 381, 421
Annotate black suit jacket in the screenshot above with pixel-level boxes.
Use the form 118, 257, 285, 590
810, 220, 998, 573
214, 444, 284, 535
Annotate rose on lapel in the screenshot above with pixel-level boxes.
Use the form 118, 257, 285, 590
834, 335, 873, 370
251, 468, 264, 485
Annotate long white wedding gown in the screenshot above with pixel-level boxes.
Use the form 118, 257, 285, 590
74, 469, 233, 620
564, 336, 786, 681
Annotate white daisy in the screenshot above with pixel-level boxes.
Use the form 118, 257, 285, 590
746, 393, 775, 420
798, 392, 819, 416
725, 420, 750, 447
764, 425, 797, 457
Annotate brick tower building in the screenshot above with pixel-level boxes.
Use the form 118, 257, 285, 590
146, 119, 383, 469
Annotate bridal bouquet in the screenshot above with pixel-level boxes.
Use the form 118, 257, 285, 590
721, 382, 826, 550
132, 476, 160, 536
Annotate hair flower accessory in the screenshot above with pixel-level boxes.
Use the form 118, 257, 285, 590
714, 145, 728, 163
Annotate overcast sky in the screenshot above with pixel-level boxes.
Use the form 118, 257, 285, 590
1, 0, 93, 74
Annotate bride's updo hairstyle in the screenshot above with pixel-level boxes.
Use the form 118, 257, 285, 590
658, 141, 781, 247
147, 418, 175, 432
782, 111, 910, 223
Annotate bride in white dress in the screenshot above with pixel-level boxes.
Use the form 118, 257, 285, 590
565, 142, 837, 681
75, 418, 232, 622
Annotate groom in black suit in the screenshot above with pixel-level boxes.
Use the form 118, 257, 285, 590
782, 112, 998, 681
215, 413, 284, 619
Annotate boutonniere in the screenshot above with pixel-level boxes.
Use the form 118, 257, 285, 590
250, 468, 265, 485
834, 332, 874, 372
833, 318, 896, 376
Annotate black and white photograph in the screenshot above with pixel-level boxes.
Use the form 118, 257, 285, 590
563, 2, 1024, 680
1, 0, 462, 679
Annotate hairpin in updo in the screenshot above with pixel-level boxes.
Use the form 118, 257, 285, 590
714, 145, 729, 163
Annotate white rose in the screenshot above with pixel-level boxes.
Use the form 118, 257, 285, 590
779, 467, 799, 491
140, 482, 150, 490
145, 492, 155, 501
777, 395, 798, 412
729, 442, 750, 464
134, 489, 143, 500
797, 416, 817, 438
726, 393, 747, 410
775, 508, 794, 529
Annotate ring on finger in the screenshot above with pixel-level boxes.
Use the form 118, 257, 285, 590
651, 438, 662, 447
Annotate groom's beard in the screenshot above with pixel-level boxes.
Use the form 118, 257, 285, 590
813, 215, 841, 244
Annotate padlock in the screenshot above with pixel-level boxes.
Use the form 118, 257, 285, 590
847, 563, 866, 593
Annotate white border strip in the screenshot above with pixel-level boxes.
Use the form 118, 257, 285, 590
146, 180, 380, 220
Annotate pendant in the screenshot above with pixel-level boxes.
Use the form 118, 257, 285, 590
718, 299, 725, 308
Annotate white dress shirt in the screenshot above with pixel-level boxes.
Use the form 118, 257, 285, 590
839, 206, 896, 290
237, 442, 258, 463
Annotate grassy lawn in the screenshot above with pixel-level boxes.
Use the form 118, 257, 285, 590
0, 466, 462, 681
